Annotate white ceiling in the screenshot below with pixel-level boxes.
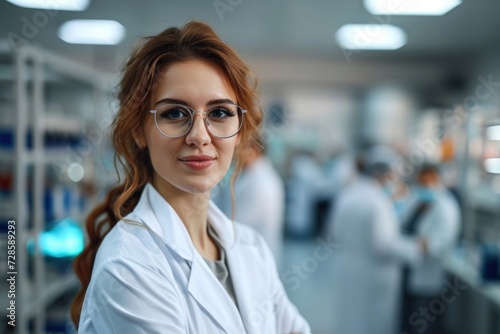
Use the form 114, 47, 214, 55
1, 0, 500, 90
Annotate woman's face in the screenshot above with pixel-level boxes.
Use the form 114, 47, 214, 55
139, 60, 240, 197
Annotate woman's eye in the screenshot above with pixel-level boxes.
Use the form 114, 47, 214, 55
209, 107, 235, 119
160, 108, 189, 120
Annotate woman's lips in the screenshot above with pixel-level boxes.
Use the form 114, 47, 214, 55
179, 155, 215, 170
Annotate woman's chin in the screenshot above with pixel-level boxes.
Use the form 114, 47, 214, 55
181, 181, 218, 195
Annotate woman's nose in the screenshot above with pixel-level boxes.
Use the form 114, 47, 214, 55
185, 113, 211, 147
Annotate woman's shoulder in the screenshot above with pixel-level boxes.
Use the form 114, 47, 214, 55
92, 218, 164, 274
80, 219, 186, 329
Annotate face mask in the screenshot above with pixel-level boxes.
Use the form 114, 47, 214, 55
394, 200, 408, 218
383, 183, 395, 198
415, 186, 437, 202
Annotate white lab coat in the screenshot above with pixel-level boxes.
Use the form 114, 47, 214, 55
214, 157, 285, 260
78, 183, 310, 334
402, 186, 461, 295
319, 154, 354, 199
328, 175, 422, 334
286, 154, 323, 236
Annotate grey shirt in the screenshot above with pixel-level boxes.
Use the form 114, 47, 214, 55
203, 225, 239, 309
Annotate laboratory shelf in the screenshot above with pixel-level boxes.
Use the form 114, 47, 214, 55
0, 271, 78, 318
22, 272, 79, 319
0, 149, 14, 162
0, 148, 80, 165
3, 44, 115, 334
0, 197, 14, 218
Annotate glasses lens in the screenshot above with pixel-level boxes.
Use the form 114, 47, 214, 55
152, 103, 245, 138
154, 104, 192, 138
206, 104, 244, 138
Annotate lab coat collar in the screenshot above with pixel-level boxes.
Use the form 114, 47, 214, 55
210, 204, 265, 333
206, 198, 237, 249
131, 183, 195, 261
131, 183, 239, 261
131, 183, 247, 332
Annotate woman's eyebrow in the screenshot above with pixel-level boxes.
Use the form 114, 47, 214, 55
153, 98, 188, 106
206, 98, 235, 106
153, 98, 236, 107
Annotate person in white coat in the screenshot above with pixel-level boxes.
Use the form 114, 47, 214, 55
328, 145, 427, 334
285, 151, 323, 237
213, 138, 285, 261
400, 163, 461, 334
71, 21, 310, 334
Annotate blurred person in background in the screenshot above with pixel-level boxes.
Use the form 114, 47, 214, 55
285, 150, 323, 238
328, 145, 427, 334
317, 149, 355, 236
400, 163, 461, 334
213, 136, 285, 261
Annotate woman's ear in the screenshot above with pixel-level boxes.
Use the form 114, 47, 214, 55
133, 128, 147, 149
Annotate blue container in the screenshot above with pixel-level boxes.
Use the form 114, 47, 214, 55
480, 244, 500, 282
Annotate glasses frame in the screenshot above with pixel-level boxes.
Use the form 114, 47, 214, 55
149, 103, 247, 139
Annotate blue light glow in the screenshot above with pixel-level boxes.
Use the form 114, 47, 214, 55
28, 217, 84, 258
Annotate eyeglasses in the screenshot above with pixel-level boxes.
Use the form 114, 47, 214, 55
150, 102, 246, 139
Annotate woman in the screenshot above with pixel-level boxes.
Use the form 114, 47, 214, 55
71, 21, 310, 334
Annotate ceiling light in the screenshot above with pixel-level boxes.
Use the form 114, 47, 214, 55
364, 0, 461, 16
486, 125, 500, 141
484, 158, 500, 174
6, 0, 90, 11
336, 24, 406, 50
58, 20, 126, 45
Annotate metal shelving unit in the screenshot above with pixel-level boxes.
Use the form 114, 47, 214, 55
0, 44, 115, 334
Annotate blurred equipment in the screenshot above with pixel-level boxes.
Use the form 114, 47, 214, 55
478, 122, 500, 283
480, 245, 500, 282
28, 217, 84, 259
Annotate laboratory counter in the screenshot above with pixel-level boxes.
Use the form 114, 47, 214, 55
442, 248, 500, 334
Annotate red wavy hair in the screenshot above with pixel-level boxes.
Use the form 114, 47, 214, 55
70, 21, 263, 326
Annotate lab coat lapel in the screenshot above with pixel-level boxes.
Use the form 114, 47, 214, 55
133, 183, 194, 261
225, 244, 263, 333
186, 201, 246, 333
209, 202, 266, 333
187, 256, 245, 333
